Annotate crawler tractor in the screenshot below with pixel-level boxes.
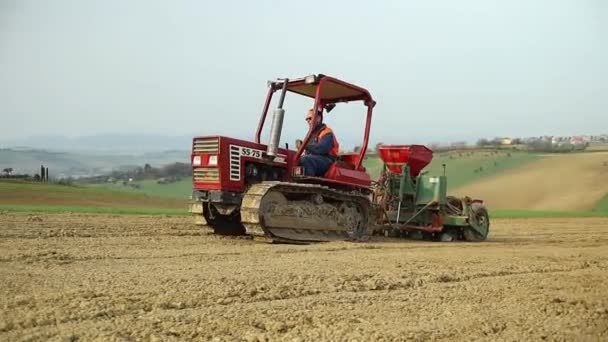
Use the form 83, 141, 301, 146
189, 74, 489, 243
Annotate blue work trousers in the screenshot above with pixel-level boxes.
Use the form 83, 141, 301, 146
300, 155, 334, 177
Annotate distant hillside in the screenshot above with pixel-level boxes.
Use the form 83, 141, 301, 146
93, 178, 194, 199
0, 134, 194, 153
452, 152, 608, 211
0, 148, 189, 178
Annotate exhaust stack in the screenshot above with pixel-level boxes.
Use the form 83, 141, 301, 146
266, 79, 288, 158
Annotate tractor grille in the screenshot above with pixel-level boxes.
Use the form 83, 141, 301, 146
193, 138, 219, 153
193, 167, 219, 183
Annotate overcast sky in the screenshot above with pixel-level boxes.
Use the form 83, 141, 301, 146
1, 0, 606, 147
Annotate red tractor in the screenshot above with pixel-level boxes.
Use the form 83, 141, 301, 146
189, 74, 376, 243
189, 74, 490, 243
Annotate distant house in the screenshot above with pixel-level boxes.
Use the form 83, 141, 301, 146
500, 137, 512, 145
551, 136, 559, 145
570, 136, 584, 145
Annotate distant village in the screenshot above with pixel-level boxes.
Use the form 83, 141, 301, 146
492, 134, 607, 147
462, 134, 607, 153
396, 133, 608, 154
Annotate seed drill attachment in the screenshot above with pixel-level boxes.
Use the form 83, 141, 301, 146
374, 145, 490, 241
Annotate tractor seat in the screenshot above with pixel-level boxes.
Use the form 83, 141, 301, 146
323, 152, 365, 177
336, 153, 362, 170
334, 158, 356, 170
323, 153, 369, 184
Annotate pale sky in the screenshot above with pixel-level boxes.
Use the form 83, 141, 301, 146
1, 0, 606, 148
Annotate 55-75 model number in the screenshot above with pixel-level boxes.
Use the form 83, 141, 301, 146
233, 145, 286, 164
242, 148, 261, 158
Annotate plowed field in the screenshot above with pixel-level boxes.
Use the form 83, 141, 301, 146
1, 212, 607, 341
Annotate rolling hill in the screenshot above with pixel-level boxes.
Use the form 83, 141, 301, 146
0, 148, 189, 177
452, 152, 608, 211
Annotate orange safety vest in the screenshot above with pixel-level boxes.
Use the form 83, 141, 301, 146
316, 126, 340, 157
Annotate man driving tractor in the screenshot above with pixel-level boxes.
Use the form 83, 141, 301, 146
297, 107, 340, 176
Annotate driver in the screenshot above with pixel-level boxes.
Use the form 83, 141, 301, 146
298, 107, 339, 176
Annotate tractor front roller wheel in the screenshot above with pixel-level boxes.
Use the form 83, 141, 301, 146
205, 215, 246, 235
463, 203, 490, 241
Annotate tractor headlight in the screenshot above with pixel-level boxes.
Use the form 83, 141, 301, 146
192, 156, 201, 166
209, 155, 218, 166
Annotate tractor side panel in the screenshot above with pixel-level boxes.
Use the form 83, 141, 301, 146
192, 135, 294, 193
217, 137, 294, 192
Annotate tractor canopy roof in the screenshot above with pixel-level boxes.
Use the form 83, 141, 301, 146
268, 74, 374, 104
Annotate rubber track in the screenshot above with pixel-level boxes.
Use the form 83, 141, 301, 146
240, 181, 372, 243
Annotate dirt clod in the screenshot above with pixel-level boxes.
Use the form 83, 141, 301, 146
26, 215, 42, 222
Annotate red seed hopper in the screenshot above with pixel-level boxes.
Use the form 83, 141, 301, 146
377, 145, 433, 177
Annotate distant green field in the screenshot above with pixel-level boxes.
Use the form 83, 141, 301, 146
2, 204, 605, 219
364, 150, 540, 188
586, 144, 608, 152
0, 204, 187, 216
594, 194, 608, 212
491, 209, 608, 219
0, 179, 129, 195
93, 178, 193, 199
0, 179, 186, 209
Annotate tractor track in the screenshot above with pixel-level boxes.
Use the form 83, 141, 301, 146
240, 181, 372, 243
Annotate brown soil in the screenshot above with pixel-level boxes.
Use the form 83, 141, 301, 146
1, 212, 607, 341
453, 152, 608, 210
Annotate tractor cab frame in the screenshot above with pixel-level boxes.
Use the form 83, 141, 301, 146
256, 74, 376, 188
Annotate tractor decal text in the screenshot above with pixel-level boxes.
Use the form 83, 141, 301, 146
229, 145, 287, 181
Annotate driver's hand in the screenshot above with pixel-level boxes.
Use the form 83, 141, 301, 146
295, 139, 303, 149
